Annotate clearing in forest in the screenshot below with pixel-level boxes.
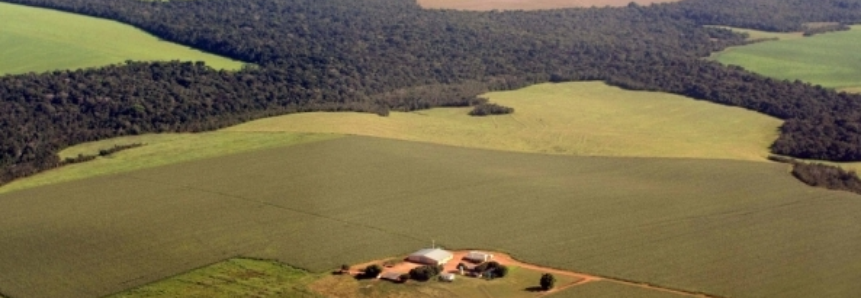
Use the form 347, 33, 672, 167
0, 2, 243, 75
0, 81, 780, 193
706, 26, 804, 42
228, 82, 780, 162
416, 0, 680, 11
711, 25, 861, 92
1, 136, 860, 298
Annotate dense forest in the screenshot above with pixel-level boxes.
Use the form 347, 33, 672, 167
2, 0, 861, 185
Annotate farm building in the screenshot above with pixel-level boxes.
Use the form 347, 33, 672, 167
406, 248, 453, 265
463, 251, 493, 263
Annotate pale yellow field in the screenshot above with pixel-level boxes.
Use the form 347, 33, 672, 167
840, 87, 861, 94
417, 0, 680, 11
228, 82, 781, 161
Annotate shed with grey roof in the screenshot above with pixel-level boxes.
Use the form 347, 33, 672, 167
405, 248, 453, 266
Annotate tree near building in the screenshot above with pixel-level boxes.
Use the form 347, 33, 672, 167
540, 273, 556, 291
496, 265, 509, 278
363, 264, 382, 278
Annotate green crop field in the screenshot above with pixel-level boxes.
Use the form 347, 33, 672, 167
1, 81, 780, 194
106, 259, 324, 298
549, 281, 691, 298
0, 2, 243, 75
1, 136, 859, 298
712, 26, 861, 92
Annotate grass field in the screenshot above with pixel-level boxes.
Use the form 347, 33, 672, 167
106, 259, 324, 298
0, 2, 243, 75
417, 0, 680, 11
712, 25, 861, 92
227, 82, 780, 162
1, 136, 859, 298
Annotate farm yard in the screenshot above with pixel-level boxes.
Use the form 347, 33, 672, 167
106, 249, 705, 298
712, 25, 861, 93
1, 136, 860, 298
0, 2, 242, 75
416, 0, 681, 11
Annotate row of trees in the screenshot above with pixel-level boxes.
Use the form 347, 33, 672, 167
769, 155, 861, 195
1, 0, 861, 185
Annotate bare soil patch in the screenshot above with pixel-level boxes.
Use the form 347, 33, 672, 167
416, 0, 681, 11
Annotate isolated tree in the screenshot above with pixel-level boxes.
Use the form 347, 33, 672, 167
495, 265, 509, 278
540, 273, 556, 291
340, 264, 350, 273
363, 264, 382, 278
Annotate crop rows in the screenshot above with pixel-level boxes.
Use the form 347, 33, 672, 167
1, 137, 860, 298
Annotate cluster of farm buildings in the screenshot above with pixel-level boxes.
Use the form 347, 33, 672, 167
376, 248, 495, 282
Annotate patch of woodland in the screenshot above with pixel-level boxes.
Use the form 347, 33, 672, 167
469, 102, 514, 116
1, 0, 861, 186
769, 155, 861, 195
802, 23, 852, 36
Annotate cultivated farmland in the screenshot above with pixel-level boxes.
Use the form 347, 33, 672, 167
1, 136, 859, 298
0, 2, 242, 75
550, 281, 693, 298
712, 25, 861, 92
416, 0, 680, 11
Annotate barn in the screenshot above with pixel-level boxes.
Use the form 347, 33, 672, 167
406, 248, 453, 265
463, 251, 493, 263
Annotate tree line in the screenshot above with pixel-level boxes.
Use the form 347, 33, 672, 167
1, 0, 861, 186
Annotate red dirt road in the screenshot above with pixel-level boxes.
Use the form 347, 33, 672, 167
417, 0, 681, 11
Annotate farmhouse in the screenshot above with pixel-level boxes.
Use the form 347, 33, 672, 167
406, 248, 453, 265
463, 251, 493, 263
